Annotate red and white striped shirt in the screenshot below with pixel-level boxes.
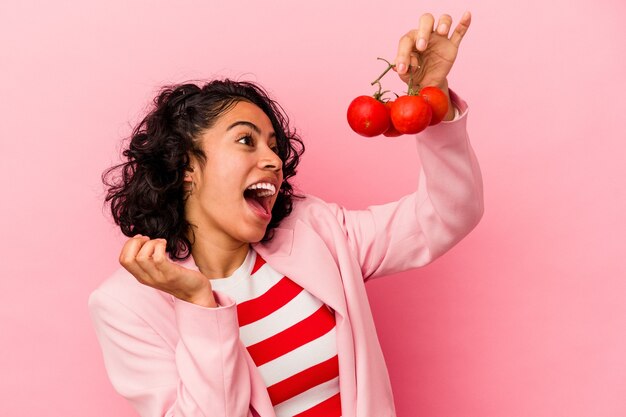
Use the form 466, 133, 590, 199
209, 248, 342, 417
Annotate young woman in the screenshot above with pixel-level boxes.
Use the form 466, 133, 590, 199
89, 11, 483, 417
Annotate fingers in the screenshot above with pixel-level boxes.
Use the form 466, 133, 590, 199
450, 10, 471, 47
119, 235, 169, 285
135, 238, 168, 279
395, 32, 430, 75
394, 12, 468, 75
407, 52, 423, 79
394, 14, 434, 74
395, 32, 417, 74
118, 235, 209, 304
119, 235, 150, 280
436, 14, 453, 37
415, 13, 435, 52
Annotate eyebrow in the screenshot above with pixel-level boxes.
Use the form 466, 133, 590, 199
226, 121, 276, 138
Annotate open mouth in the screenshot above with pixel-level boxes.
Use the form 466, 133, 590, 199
243, 186, 273, 220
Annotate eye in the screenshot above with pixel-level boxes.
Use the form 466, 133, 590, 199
238, 133, 279, 154
237, 134, 254, 146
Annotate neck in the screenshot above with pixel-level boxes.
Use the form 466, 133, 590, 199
189, 228, 250, 279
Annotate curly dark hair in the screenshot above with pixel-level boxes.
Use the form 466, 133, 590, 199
102, 79, 305, 261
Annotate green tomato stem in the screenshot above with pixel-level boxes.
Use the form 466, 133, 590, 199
370, 57, 395, 88
372, 80, 383, 99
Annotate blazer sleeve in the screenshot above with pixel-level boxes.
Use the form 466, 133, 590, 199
324, 90, 484, 280
88, 288, 253, 417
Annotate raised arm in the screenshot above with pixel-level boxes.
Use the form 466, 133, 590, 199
327, 91, 483, 280
325, 12, 483, 280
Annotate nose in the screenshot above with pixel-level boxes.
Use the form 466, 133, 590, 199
259, 145, 283, 172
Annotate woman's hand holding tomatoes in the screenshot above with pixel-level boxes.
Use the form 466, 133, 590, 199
394, 11, 472, 121
346, 11, 470, 137
119, 235, 218, 308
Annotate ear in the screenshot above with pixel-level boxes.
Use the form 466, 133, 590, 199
184, 155, 198, 183
183, 165, 195, 198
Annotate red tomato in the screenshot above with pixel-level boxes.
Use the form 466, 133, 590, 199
389, 95, 432, 134
347, 96, 390, 137
383, 101, 402, 137
419, 86, 449, 125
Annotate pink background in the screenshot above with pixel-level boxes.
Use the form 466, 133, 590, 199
1, 0, 625, 416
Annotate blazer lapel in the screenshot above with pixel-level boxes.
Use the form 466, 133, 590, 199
253, 219, 348, 320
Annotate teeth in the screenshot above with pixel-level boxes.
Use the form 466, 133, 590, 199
246, 182, 276, 196
256, 190, 273, 197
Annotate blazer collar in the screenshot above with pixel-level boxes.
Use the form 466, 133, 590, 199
176, 220, 348, 319
253, 219, 348, 319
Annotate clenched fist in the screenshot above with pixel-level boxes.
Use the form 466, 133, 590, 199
119, 235, 218, 308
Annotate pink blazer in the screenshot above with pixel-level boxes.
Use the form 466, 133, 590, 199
89, 90, 483, 417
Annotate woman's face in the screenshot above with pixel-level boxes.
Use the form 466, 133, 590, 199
185, 100, 284, 246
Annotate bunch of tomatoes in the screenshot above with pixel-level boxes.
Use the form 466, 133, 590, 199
347, 58, 449, 137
